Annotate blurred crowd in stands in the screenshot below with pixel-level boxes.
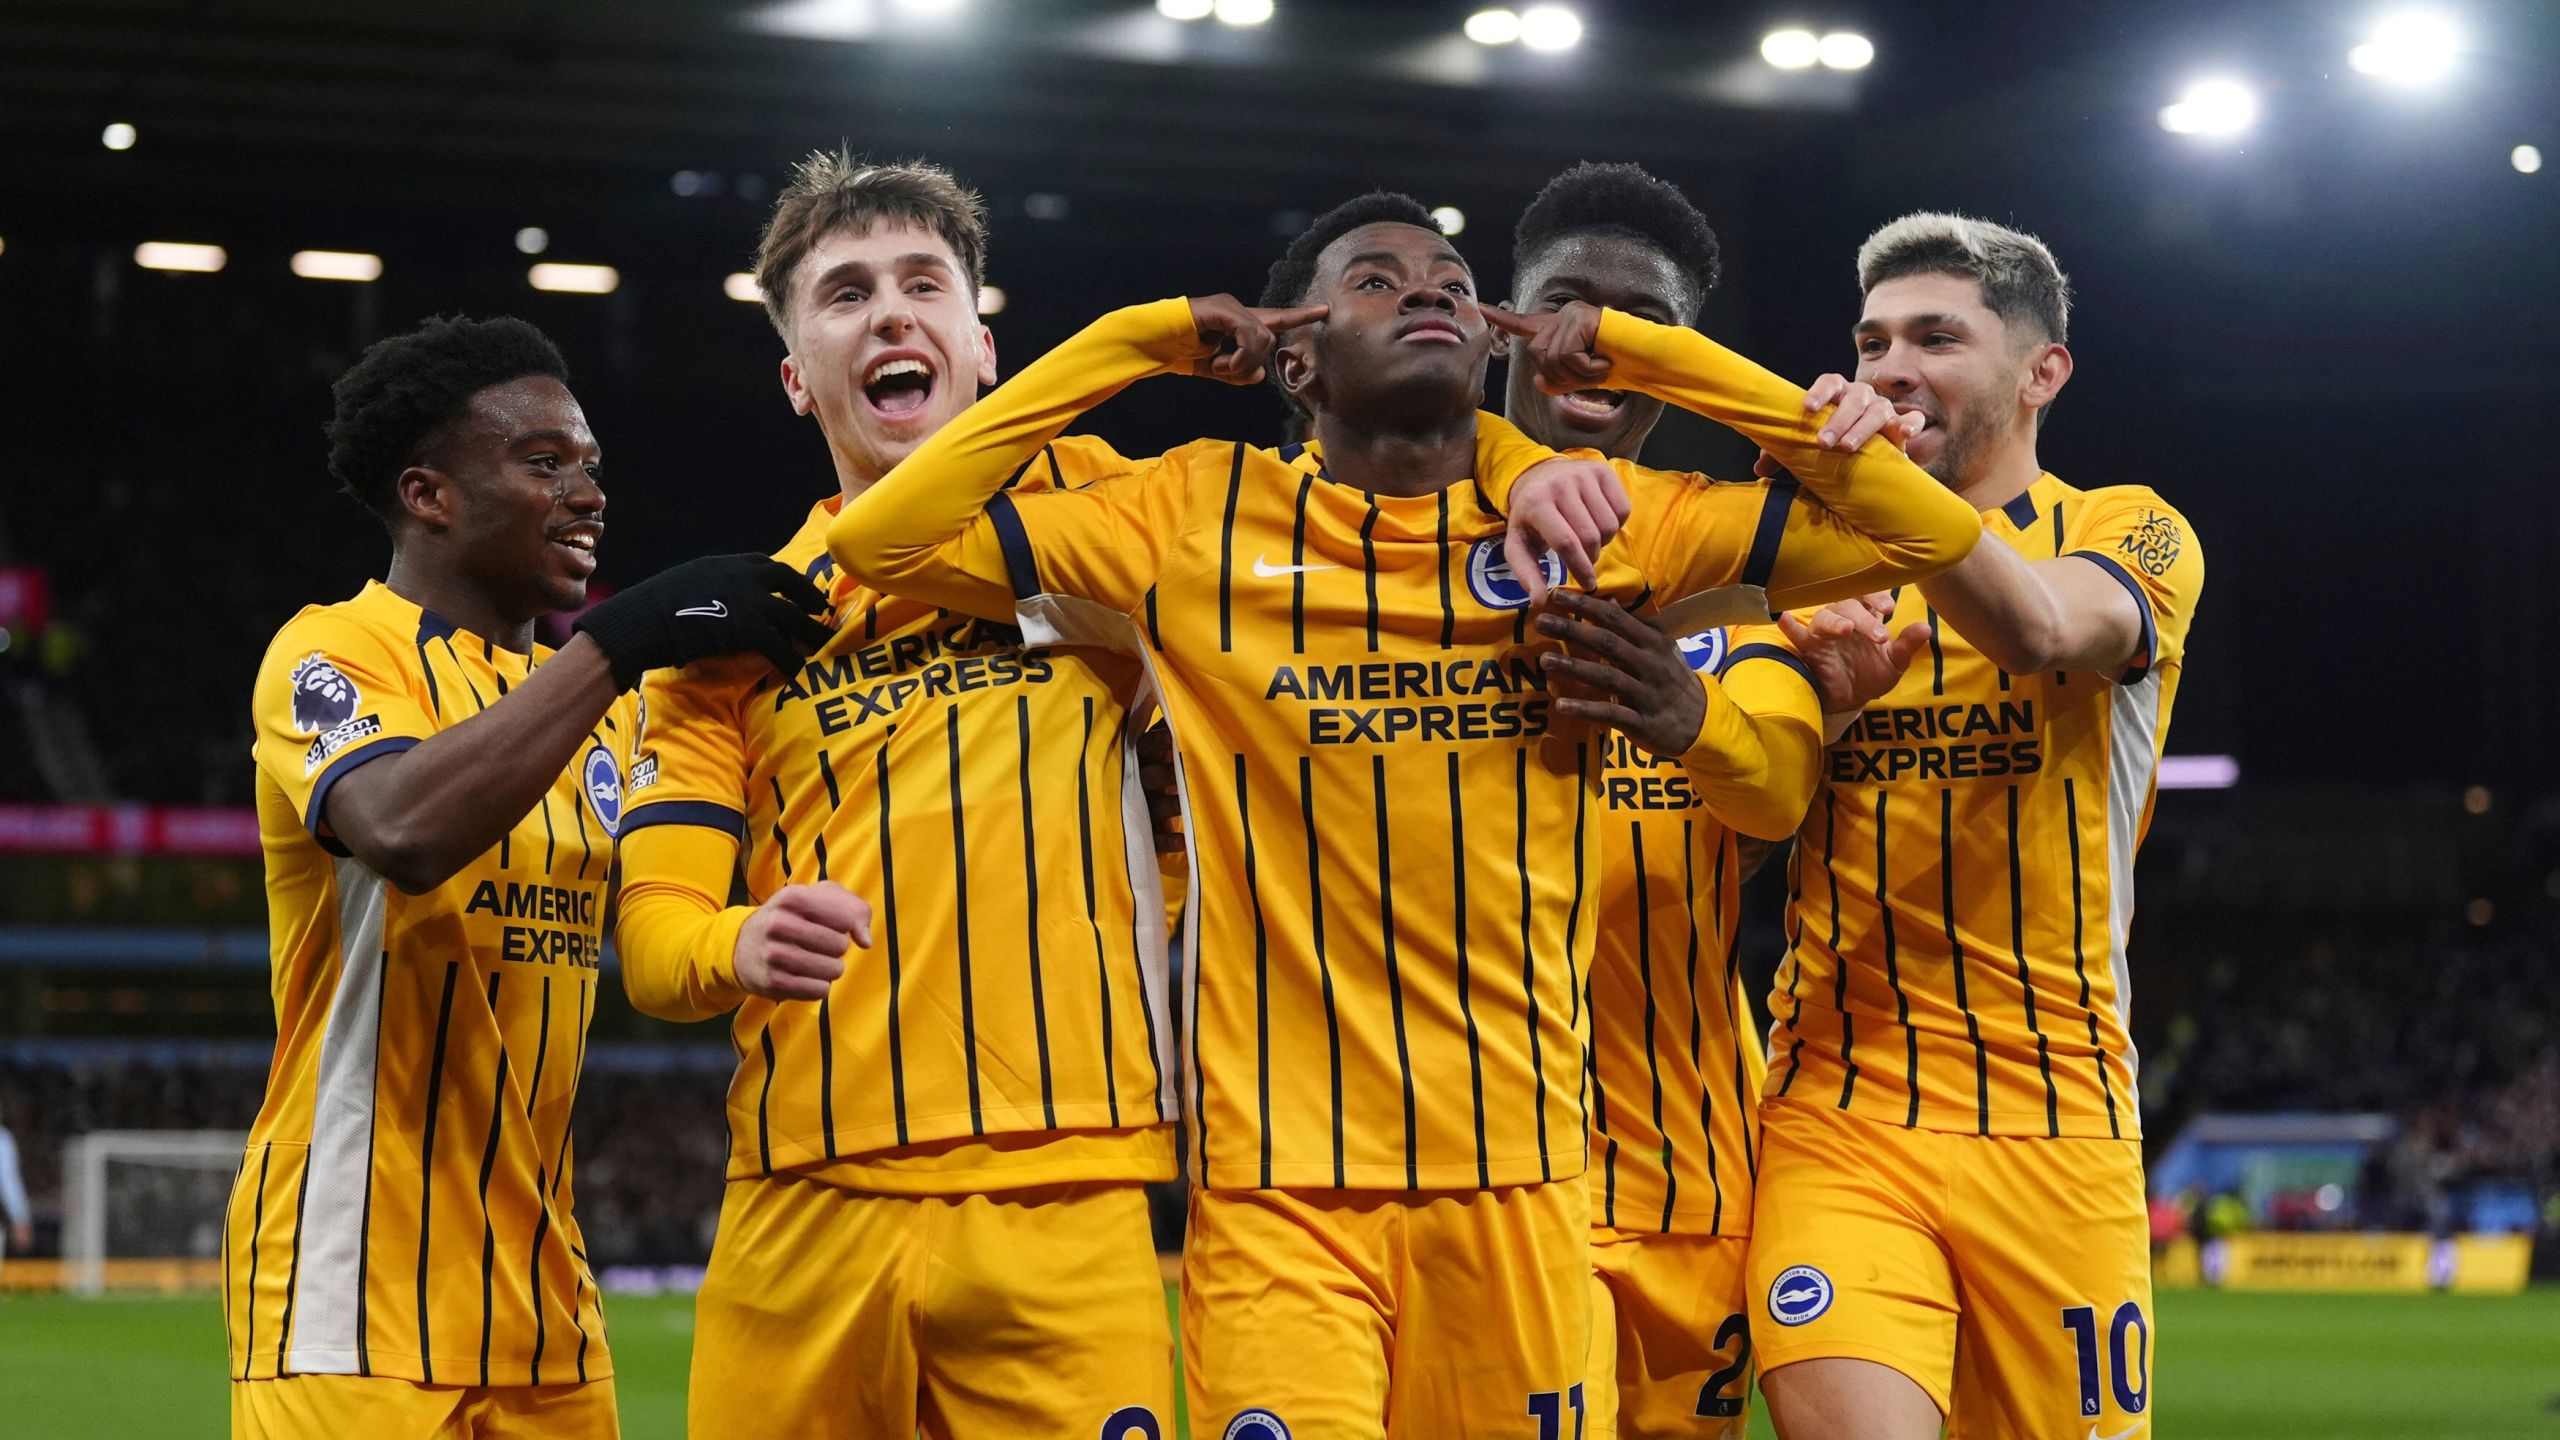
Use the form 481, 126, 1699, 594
3, 912, 2552, 1267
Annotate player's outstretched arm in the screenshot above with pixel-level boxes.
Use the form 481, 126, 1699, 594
826, 295, 1324, 620
1536, 592, 1823, 841
323, 554, 830, 894
1491, 303, 1980, 607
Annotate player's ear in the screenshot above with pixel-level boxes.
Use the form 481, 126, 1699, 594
780, 354, 815, 417
2022, 341, 2072, 411
394, 465, 456, 534
1274, 335, 1320, 408
972, 322, 998, 388
1489, 300, 1514, 358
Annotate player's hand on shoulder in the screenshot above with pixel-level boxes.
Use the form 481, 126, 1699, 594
732, 881, 873, 1002
1506, 455, 1629, 601
1752, 373, 1926, 478
1484, 301, 1612, 395
1535, 589, 1705, 759
573, 553, 835, 689
1185, 294, 1328, 385
1777, 592, 1931, 715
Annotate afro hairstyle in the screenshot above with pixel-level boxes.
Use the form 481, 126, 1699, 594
325, 315, 570, 531
1511, 162, 1721, 321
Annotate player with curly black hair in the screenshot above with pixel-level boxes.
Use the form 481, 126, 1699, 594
825, 182, 1981, 1437
226, 315, 834, 1440
1496, 162, 1907, 1440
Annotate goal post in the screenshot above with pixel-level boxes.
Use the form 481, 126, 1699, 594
59, 1129, 248, 1295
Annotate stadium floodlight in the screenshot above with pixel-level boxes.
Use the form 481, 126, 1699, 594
290, 250, 383, 283
723, 272, 762, 303
1212, 0, 1273, 25
528, 262, 620, 295
2348, 11, 2460, 86
1465, 8, 1522, 45
1817, 31, 1875, 70
102, 121, 137, 151
976, 283, 1007, 315
515, 226, 550, 255
1760, 28, 1820, 69
1517, 5, 1581, 51
1156, 0, 1214, 17
2514, 144, 2543, 174
2158, 78, 2257, 138
1430, 205, 1467, 237
134, 242, 226, 273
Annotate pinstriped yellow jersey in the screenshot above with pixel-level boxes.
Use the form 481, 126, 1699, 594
821, 299, 1981, 1192
1586, 623, 1808, 1238
228, 580, 631, 1386
1766, 473, 2204, 1139
621, 460, 1178, 1190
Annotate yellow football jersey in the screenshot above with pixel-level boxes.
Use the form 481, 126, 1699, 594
822, 298, 1980, 1191
227, 581, 632, 1387
1587, 623, 1812, 1238
1767, 473, 2205, 1138
615, 455, 1177, 1192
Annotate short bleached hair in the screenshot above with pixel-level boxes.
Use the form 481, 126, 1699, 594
1857, 212, 2070, 346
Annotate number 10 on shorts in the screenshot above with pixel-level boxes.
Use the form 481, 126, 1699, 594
2060, 1302, 2151, 1417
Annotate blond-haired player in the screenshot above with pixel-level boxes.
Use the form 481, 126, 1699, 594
612, 154, 1178, 1440
1748, 214, 2205, 1440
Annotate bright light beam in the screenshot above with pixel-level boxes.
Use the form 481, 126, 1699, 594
1817, 31, 1874, 70
2159, 78, 2257, 139
1465, 8, 1520, 45
528, 263, 620, 295
2349, 11, 2460, 86
1517, 4, 1580, 51
1760, 28, 1819, 69
134, 242, 226, 273
290, 250, 382, 282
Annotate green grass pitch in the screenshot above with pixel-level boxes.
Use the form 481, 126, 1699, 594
2, 1285, 2555, 1437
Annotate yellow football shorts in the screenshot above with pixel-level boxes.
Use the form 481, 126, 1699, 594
1746, 1099, 2153, 1437
687, 1173, 1174, 1440
1181, 1181, 1590, 1440
1586, 1229, 1754, 1440
230, 1374, 616, 1440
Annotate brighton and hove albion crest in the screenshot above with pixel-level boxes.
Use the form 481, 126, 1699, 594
1768, 1264, 1835, 1326
582, 743, 623, 837
1675, 626, 1729, 674
288, 653, 360, 735
1465, 538, 1566, 611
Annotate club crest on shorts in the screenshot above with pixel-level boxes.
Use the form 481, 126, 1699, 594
288, 653, 360, 735
582, 743, 623, 836
1222, 1408, 1291, 1440
1465, 538, 1565, 611
1675, 626, 1729, 673
1768, 1264, 1834, 1326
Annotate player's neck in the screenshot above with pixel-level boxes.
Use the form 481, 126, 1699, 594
384, 551, 537, 655
1951, 432, 2044, 515
1311, 411, 1475, 498
831, 447, 888, 506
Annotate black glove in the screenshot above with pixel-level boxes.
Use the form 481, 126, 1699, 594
574, 553, 834, 690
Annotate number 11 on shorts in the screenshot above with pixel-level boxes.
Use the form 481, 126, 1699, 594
1529, 1382, 1587, 1440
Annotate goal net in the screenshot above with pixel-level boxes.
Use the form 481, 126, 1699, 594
59, 1129, 247, 1294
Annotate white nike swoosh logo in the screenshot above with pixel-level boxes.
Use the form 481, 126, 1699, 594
2088, 1422, 2148, 1440
675, 602, 727, 619
1253, 555, 1339, 578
